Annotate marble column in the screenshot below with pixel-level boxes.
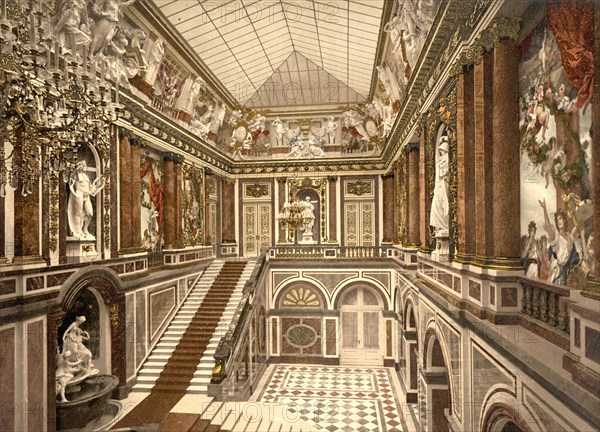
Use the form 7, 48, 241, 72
162, 154, 176, 249
419, 127, 431, 251
222, 179, 236, 243
119, 132, 132, 250
277, 178, 287, 243
328, 176, 338, 243
130, 138, 142, 249
407, 143, 420, 246
0, 188, 4, 261
382, 172, 395, 243
456, 66, 476, 261
473, 52, 493, 259
13, 137, 42, 264
491, 38, 520, 266
584, 2, 600, 298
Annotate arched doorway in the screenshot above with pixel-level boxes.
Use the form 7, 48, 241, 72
340, 286, 383, 365
423, 331, 452, 432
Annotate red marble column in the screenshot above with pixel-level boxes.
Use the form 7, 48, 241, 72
13, 137, 42, 263
419, 128, 431, 250
222, 179, 236, 243
130, 139, 142, 249
328, 176, 338, 242
456, 66, 476, 260
119, 133, 132, 250
407, 144, 420, 246
0, 189, 4, 260
382, 172, 395, 243
474, 52, 494, 259
162, 155, 176, 249
584, 2, 600, 297
491, 38, 520, 265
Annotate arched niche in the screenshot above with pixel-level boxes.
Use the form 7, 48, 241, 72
50, 268, 126, 390
482, 402, 533, 432
58, 286, 111, 374
423, 329, 453, 432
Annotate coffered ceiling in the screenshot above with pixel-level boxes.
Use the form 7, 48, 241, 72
154, 0, 386, 107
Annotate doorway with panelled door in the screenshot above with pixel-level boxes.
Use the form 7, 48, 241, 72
340, 286, 384, 366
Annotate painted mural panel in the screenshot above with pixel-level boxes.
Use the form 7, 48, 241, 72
519, 9, 594, 288
140, 151, 163, 252
182, 165, 204, 246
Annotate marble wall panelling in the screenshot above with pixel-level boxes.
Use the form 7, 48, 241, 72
135, 291, 147, 369
522, 384, 575, 432
302, 271, 359, 296
126, 293, 135, 379
27, 319, 45, 432
471, 342, 516, 431
149, 286, 176, 342
0, 326, 15, 431
437, 318, 463, 419
272, 271, 300, 298
178, 279, 185, 303
363, 271, 391, 295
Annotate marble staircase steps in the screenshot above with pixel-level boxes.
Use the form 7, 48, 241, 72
132, 260, 253, 394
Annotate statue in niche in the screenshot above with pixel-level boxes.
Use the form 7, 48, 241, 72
300, 196, 317, 243
144, 38, 165, 85
54, 0, 91, 56
56, 316, 99, 402
89, 0, 137, 58
68, 160, 105, 239
430, 135, 450, 238
324, 116, 338, 144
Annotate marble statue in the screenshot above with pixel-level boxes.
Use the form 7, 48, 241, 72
54, 0, 91, 56
324, 116, 338, 144
185, 77, 204, 113
272, 117, 287, 146
249, 113, 266, 132
430, 135, 450, 237
301, 196, 316, 238
56, 350, 82, 402
68, 161, 105, 239
89, 0, 137, 58
56, 316, 99, 402
143, 38, 165, 85
377, 64, 401, 102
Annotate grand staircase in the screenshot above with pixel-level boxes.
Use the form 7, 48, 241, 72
113, 260, 253, 429
133, 259, 252, 394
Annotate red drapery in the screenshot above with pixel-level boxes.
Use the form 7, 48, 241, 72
140, 160, 164, 232
547, 0, 595, 108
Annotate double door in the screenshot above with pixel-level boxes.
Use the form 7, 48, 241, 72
243, 203, 271, 257
340, 287, 383, 365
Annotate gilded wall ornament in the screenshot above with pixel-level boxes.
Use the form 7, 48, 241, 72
347, 180, 373, 196
245, 183, 269, 198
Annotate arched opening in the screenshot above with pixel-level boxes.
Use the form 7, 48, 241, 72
402, 300, 418, 402
58, 287, 111, 374
339, 286, 383, 365
501, 421, 524, 432
423, 330, 452, 432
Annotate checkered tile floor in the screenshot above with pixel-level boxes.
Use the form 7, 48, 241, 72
254, 365, 405, 432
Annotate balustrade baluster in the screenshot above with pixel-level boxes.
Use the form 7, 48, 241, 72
521, 285, 530, 315
533, 287, 541, 319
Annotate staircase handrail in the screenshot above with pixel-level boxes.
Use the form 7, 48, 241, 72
211, 249, 269, 384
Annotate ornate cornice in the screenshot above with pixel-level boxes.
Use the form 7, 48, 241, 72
449, 16, 521, 76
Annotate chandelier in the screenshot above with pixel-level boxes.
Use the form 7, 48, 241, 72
0, 0, 120, 197
277, 199, 310, 229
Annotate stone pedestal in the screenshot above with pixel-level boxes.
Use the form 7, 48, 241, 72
66, 237, 99, 263
299, 233, 316, 244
